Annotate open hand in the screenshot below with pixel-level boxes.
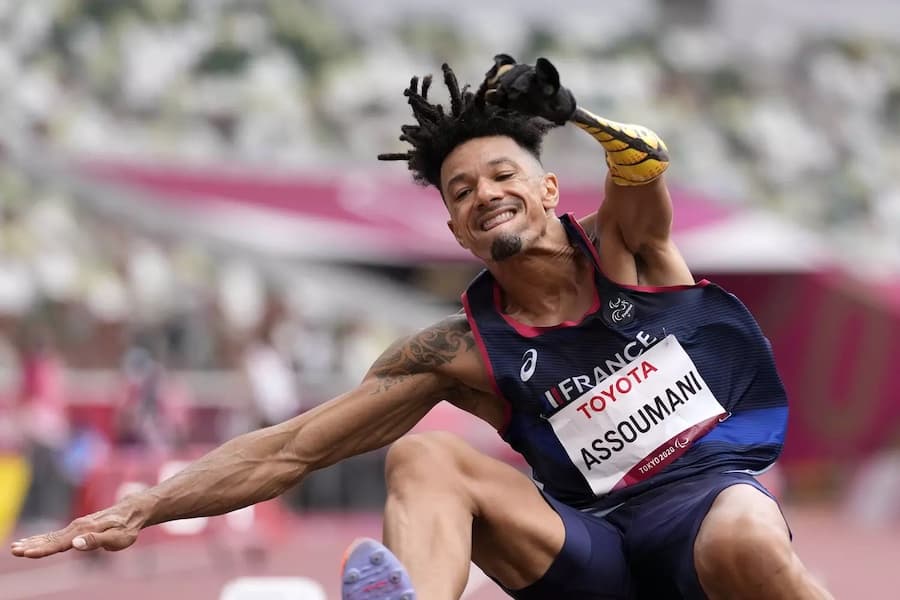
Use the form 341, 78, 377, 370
10, 503, 144, 558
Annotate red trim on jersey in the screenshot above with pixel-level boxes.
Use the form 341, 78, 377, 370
461, 291, 513, 436
618, 280, 710, 291
566, 213, 711, 292
567, 212, 604, 266
492, 281, 601, 338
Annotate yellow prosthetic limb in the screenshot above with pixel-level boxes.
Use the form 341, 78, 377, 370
572, 108, 670, 186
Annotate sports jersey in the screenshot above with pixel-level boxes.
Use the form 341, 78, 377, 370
462, 214, 788, 510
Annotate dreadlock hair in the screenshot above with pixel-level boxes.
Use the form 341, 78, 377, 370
378, 63, 555, 191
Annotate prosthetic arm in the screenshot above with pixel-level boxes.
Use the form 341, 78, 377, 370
482, 54, 670, 186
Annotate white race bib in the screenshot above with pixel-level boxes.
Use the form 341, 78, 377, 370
548, 335, 726, 495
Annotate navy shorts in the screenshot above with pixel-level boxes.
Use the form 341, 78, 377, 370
501, 471, 781, 600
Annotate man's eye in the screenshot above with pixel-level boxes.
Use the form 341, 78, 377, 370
496, 172, 514, 181
455, 189, 471, 200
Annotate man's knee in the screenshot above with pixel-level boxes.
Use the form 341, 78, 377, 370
695, 486, 794, 589
385, 432, 467, 489
696, 511, 793, 577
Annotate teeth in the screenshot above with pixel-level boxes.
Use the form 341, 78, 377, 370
482, 210, 515, 231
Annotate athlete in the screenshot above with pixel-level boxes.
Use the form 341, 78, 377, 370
11, 56, 831, 600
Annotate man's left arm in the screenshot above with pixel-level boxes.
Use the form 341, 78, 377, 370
482, 55, 693, 286
571, 108, 694, 286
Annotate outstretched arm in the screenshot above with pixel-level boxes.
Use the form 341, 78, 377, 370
11, 316, 480, 558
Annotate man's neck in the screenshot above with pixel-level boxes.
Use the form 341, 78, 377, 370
487, 220, 596, 327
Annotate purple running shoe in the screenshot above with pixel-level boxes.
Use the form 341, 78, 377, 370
340, 538, 416, 600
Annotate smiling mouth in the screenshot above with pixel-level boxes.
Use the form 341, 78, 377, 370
480, 210, 516, 231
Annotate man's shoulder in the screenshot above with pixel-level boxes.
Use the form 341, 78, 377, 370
418, 312, 475, 355
370, 313, 475, 378
437, 310, 471, 329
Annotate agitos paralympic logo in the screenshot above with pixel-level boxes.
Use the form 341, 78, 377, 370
603, 294, 635, 326
542, 330, 659, 409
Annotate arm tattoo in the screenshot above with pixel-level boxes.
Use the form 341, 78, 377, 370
368, 316, 475, 393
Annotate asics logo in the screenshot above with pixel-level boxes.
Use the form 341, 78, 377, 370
520, 349, 538, 382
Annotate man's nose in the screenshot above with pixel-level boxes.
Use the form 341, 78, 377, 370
474, 177, 503, 207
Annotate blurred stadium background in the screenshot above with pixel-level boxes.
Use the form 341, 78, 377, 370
1, 0, 899, 598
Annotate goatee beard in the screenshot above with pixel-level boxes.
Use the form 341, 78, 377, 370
490, 233, 523, 261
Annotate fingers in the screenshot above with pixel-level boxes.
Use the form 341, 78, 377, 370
484, 54, 519, 105
485, 54, 516, 81
10, 528, 77, 558
480, 54, 574, 123
10, 514, 139, 558
73, 530, 136, 552
535, 58, 563, 99
493, 53, 516, 66
505, 66, 534, 96
535, 57, 561, 90
486, 64, 532, 106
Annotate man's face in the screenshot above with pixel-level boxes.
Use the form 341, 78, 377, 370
440, 136, 559, 263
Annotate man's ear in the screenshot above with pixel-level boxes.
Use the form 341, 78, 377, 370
542, 172, 560, 209
447, 219, 468, 249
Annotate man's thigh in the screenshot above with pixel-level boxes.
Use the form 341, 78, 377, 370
614, 472, 783, 600
473, 488, 634, 600
432, 435, 632, 598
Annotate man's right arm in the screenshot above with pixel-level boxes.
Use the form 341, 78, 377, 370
11, 315, 479, 558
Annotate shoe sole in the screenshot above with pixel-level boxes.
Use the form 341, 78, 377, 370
340, 538, 415, 600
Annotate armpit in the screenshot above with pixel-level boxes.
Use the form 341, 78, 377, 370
443, 381, 508, 430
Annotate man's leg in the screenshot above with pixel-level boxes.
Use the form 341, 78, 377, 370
694, 484, 833, 600
380, 432, 566, 600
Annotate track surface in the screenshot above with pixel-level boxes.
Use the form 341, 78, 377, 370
2, 507, 897, 599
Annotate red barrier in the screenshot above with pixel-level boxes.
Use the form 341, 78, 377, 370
711, 272, 900, 466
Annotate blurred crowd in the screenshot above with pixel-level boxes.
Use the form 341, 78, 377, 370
0, 0, 898, 272
0, 162, 406, 529
0, 162, 397, 374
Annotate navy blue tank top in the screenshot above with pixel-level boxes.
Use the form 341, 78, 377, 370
462, 214, 788, 511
